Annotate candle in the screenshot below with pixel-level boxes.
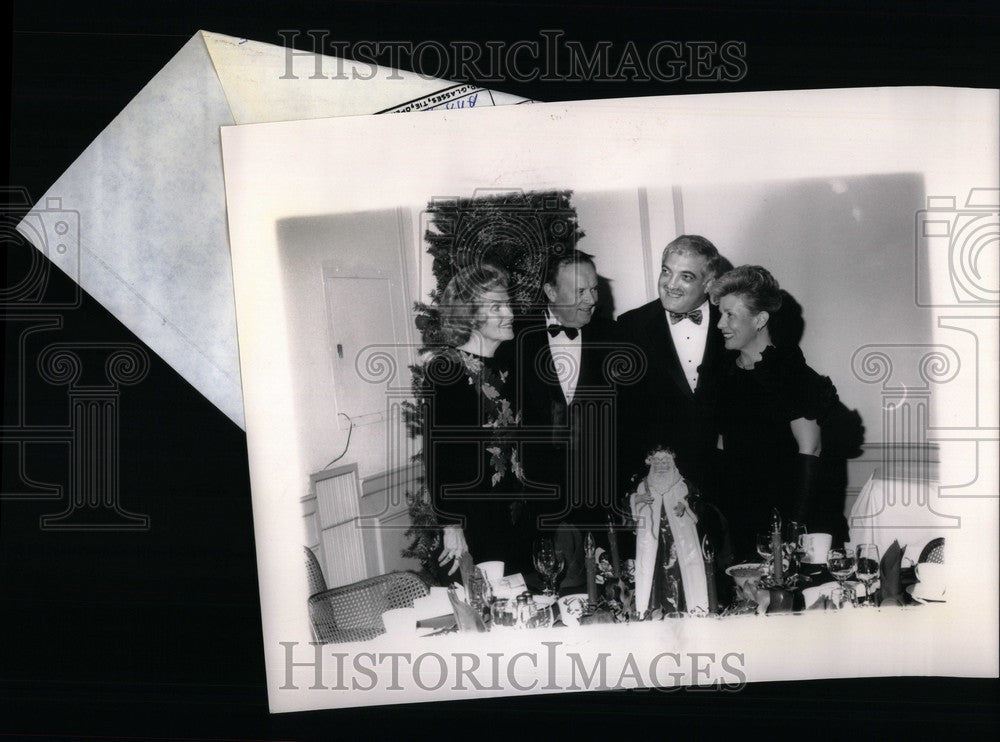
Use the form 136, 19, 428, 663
606, 512, 622, 579
702, 535, 718, 613
770, 508, 784, 585
584, 532, 598, 606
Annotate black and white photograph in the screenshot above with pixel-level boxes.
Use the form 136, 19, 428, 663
4, 1, 999, 737
220, 89, 997, 711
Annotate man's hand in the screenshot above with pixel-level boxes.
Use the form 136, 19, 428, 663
438, 525, 468, 576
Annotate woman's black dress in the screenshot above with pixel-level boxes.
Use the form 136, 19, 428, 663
715, 344, 847, 560
423, 349, 535, 575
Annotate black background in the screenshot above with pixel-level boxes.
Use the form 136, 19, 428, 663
4, 1, 999, 738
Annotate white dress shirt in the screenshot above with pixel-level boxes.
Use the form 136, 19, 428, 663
545, 312, 582, 404
667, 299, 710, 393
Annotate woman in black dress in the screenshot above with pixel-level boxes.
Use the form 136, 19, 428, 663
423, 264, 535, 577
709, 265, 847, 560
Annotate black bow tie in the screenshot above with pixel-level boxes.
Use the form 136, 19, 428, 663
547, 325, 579, 340
669, 309, 702, 325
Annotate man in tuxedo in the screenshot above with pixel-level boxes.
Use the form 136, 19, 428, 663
616, 235, 731, 495
508, 252, 620, 585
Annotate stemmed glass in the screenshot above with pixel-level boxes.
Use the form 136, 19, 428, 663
533, 537, 565, 597
855, 543, 881, 606
827, 548, 856, 606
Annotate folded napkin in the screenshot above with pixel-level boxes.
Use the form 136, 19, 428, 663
448, 587, 487, 633
411, 587, 453, 619
878, 540, 905, 606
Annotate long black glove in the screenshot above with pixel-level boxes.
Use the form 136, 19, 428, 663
792, 453, 821, 526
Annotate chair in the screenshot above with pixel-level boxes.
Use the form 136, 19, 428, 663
918, 537, 944, 564
308, 571, 431, 644
304, 546, 327, 596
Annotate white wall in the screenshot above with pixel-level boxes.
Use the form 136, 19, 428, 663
277, 209, 418, 492
562, 174, 930, 448
665, 173, 929, 444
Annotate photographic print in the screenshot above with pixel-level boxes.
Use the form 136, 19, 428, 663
221, 87, 998, 712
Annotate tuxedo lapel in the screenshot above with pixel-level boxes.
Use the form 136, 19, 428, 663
524, 319, 568, 407
576, 323, 603, 391
646, 303, 694, 400
543, 338, 570, 407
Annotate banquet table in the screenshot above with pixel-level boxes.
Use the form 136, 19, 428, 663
405, 559, 925, 637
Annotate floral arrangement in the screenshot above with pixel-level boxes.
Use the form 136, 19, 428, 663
589, 549, 637, 623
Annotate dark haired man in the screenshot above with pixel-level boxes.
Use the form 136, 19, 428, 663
616, 235, 732, 494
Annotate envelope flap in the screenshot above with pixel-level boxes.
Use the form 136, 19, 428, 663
18, 32, 246, 426
202, 31, 470, 125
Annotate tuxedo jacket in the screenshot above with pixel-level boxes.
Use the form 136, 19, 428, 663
615, 299, 725, 492
500, 314, 619, 529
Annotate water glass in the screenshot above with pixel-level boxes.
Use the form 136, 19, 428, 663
827, 549, 856, 587
855, 543, 880, 606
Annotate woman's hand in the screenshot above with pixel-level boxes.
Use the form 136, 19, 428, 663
438, 525, 468, 576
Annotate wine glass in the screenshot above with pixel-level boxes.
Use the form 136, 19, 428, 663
855, 543, 880, 606
827, 548, 856, 605
533, 538, 559, 596
551, 545, 567, 596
